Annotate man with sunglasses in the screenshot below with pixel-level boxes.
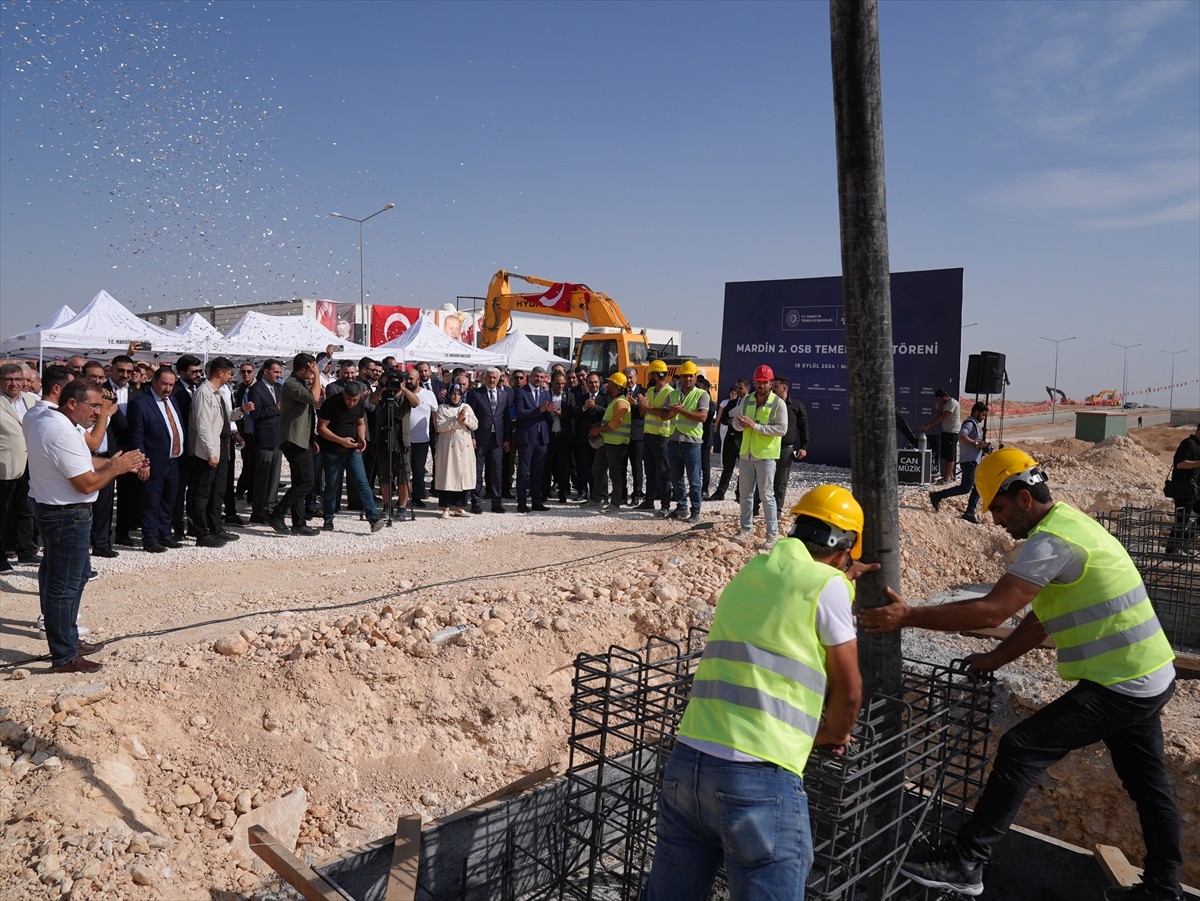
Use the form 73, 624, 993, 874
232, 362, 258, 504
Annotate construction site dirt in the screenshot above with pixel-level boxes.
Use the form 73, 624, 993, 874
1, 418, 1197, 900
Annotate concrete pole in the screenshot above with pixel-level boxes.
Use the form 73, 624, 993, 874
830, 0, 901, 698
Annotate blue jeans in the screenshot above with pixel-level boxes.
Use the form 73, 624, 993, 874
931, 459, 979, 516
322, 449, 379, 523
957, 679, 1181, 896
33, 503, 93, 666
738, 456, 778, 536
643, 743, 813, 901
667, 441, 702, 514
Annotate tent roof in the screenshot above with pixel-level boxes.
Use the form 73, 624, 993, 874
223, 311, 373, 359
2, 290, 188, 359
374, 314, 507, 367
486, 329, 573, 371
0, 305, 77, 355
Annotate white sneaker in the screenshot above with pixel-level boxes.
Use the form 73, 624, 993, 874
37, 616, 89, 636
764, 535, 778, 550
440, 508, 451, 519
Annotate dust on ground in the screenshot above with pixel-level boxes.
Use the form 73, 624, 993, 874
1, 423, 1197, 898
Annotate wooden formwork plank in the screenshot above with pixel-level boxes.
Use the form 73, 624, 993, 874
385, 815, 422, 901
249, 825, 346, 901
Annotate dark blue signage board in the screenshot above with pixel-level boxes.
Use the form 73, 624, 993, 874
719, 268, 963, 468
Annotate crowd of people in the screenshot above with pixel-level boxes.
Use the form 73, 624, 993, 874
0, 347, 813, 673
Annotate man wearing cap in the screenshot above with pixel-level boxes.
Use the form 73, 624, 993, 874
860, 448, 1181, 901
731, 364, 788, 547
642, 485, 872, 900
638, 360, 674, 512
588, 372, 632, 508
662, 361, 710, 523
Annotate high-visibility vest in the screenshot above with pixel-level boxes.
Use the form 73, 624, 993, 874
668, 387, 706, 441
679, 538, 853, 778
644, 385, 674, 437
1029, 503, 1174, 685
601, 396, 631, 445
737, 392, 784, 460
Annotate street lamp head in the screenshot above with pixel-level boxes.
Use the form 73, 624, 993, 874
384, 203, 395, 210
330, 212, 342, 218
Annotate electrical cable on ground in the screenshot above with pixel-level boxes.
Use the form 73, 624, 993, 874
1, 521, 721, 672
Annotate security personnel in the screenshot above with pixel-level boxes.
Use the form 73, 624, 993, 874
638, 360, 674, 512
860, 448, 1181, 901
731, 364, 787, 546
588, 371, 631, 507
643, 485, 872, 901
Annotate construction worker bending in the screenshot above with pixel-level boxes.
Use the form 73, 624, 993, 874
860, 448, 1181, 901
642, 486, 873, 901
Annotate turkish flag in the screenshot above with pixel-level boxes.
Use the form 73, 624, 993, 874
315, 300, 337, 332
370, 305, 422, 346
525, 283, 575, 313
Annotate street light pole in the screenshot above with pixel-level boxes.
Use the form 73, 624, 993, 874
1111, 342, 1140, 406
1161, 348, 1187, 418
330, 203, 395, 345
1040, 335, 1076, 423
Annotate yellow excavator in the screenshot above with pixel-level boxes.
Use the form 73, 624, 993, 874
480, 270, 720, 395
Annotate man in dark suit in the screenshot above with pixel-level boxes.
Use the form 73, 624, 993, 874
513, 366, 553, 513
543, 369, 574, 503
567, 371, 607, 501
248, 359, 284, 523
105, 354, 140, 547
171, 354, 205, 539
127, 367, 185, 552
466, 366, 511, 514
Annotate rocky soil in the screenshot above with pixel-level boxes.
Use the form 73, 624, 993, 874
1, 422, 1197, 899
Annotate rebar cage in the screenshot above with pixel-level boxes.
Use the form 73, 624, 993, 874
1095, 505, 1199, 653
513, 632, 995, 901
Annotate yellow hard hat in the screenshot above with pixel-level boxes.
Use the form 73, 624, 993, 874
789, 485, 864, 559
677, 360, 699, 376
607, 371, 628, 388
648, 360, 668, 374
975, 447, 1046, 510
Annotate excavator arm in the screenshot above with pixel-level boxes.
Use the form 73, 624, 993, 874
481, 269, 634, 346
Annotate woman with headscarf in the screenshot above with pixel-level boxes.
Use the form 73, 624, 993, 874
434, 383, 478, 517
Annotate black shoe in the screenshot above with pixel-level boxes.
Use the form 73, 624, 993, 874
532, 503, 550, 512
249, 514, 269, 525
322, 520, 335, 531
159, 537, 182, 549
411, 498, 426, 509
196, 534, 226, 548
501, 492, 515, 500
92, 547, 119, 559
900, 845, 983, 897
292, 525, 320, 536
517, 505, 530, 513
143, 544, 167, 553
635, 500, 657, 511
470, 504, 483, 515
214, 530, 240, 542
0, 560, 13, 574
929, 491, 942, 512
689, 511, 701, 524
669, 507, 689, 521
114, 534, 135, 547
268, 514, 290, 535
960, 512, 980, 524
491, 505, 507, 514
17, 553, 42, 565
224, 514, 246, 526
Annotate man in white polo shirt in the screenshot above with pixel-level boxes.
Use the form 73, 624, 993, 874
24, 380, 146, 674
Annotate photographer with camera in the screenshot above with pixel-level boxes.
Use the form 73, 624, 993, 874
929, 400, 989, 523
370, 362, 422, 519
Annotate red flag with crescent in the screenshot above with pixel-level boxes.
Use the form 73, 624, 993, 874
526, 283, 575, 313
370, 305, 422, 346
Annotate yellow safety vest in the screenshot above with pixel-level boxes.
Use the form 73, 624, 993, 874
1029, 503, 1174, 686
644, 385, 674, 437
679, 538, 853, 778
601, 396, 631, 445
738, 392, 784, 460
668, 387, 706, 442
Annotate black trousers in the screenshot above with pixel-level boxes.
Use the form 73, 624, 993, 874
714, 433, 739, 496
187, 453, 228, 538
544, 431, 572, 501
474, 433, 505, 507
252, 446, 283, 519
1164, 492, 1199, 553
91, 467, 115, 549
957, 679, 1182, 895
173, 455, 192, 537
410, 441, 430, 501
114, 470, 139, 540
275, 441, 314, 526
624, 438, 644, 499
773, 445, 794, 512
0, 471, 36, 562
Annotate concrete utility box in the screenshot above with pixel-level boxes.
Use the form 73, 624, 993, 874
1075, 411, 1127, 443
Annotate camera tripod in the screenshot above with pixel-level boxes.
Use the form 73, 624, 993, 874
378, 394, 415, 526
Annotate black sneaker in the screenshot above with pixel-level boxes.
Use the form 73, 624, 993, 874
669, 507, 690, 521
901, 845, 983, 897
268, 513, 290, 535
322, 520, 335, 532
929, 491, 942, 512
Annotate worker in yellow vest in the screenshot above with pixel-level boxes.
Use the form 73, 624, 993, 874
638, 360, 674, 513
662, 361, 710, 523
642, 485, 874, 900
860, 448, 1181, 901
731, 364, 788, 547
588, 372, 632, 508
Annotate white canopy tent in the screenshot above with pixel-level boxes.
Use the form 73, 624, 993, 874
0, 305, 76, 357
1, 290, 188, 360
485, 329, 573, 371
374, 314, 507, 368
172, 313, 246, 361
223, 311, 374, 361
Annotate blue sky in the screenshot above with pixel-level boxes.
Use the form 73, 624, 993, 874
1, 0, 1197, 404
